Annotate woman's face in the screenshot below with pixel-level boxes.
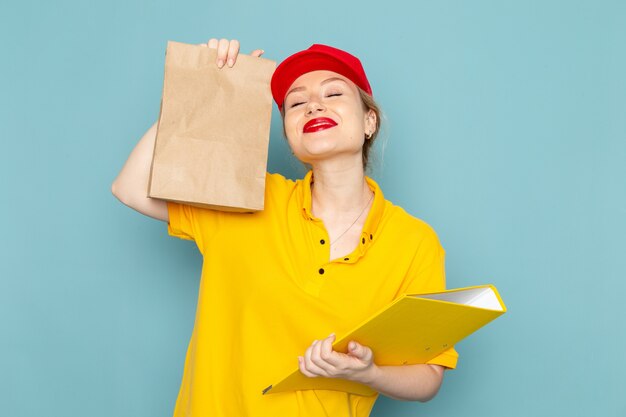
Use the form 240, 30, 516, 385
282, 70, 375, 167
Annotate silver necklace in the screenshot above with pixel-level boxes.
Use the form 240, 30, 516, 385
330, 192, 374, 247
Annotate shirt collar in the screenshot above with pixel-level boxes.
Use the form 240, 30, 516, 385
300, 170, 385, 241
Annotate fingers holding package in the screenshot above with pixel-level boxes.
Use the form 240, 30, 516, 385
204, 38, 264, 68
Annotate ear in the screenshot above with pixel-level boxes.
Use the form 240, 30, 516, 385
364, 109, 377, 138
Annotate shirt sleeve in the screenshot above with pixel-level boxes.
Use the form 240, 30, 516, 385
167, 202, 220, 254
166, 173, 291, 254
400, 222, 459, 369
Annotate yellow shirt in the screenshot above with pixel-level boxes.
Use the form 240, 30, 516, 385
167, 171, 458, 417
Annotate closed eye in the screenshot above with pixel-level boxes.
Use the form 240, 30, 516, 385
290, 101, 306, 108
327, 93, 342, 98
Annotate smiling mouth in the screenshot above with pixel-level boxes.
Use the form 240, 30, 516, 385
303, 117, 338, 133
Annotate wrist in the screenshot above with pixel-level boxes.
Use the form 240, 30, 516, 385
356, 363, 381, 386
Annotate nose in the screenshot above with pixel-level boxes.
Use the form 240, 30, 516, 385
306, 100, 325, 116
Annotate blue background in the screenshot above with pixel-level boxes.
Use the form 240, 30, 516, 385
1, 0, 624, 416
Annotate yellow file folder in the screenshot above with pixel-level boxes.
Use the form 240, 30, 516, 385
263, 284, 506, 396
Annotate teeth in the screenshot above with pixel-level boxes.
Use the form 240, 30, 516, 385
304, 120, 336, 132
310, 122, 333, 128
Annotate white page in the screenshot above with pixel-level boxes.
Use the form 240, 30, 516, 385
415, 287, 503, 311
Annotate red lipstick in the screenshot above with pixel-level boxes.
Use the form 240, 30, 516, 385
303, 117, 337, 133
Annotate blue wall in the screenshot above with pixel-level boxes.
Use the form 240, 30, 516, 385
1, 1, 624, 416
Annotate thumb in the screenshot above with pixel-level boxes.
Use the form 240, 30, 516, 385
348, 341, 368, 359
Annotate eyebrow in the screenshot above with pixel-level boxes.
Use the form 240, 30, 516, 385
285, 77, 348, 99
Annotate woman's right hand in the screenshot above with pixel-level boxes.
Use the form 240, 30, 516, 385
203, 38, 264, 68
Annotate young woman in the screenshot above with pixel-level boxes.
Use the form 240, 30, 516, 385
112, 38, 457, 417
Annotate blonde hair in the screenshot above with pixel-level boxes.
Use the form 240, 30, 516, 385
358, 88, 382, 170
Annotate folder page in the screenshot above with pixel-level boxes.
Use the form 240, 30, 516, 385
415, 286, 505, 311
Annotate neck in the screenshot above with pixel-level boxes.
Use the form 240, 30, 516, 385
310, 162, 372, 217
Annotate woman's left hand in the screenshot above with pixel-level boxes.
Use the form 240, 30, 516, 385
298, 333, 379, 384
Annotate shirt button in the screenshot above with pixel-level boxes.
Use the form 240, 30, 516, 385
362, 237, 366, 244
320, 239, 326, 245
370, 234, 373, 240
344, 258, 349, 261
318, 268, 325, 275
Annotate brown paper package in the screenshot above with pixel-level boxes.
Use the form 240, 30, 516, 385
148, 41, 276, 212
